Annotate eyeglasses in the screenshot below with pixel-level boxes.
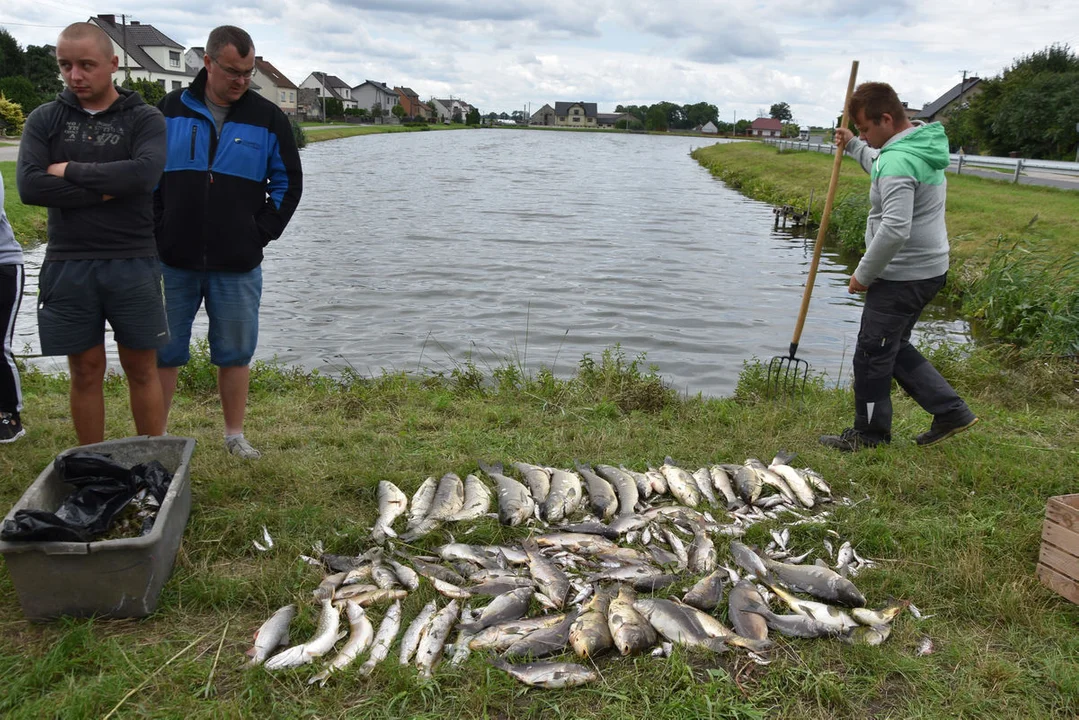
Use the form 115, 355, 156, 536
211, 56, 255, 81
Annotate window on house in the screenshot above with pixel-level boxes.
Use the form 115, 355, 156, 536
280, 91, 286, 102
574, 109, 580, 115
573, 116, 580, 122
157, 79, 165, 88
290, 92, 295, 102
172, 81, 181, 90
169, 50, 180, 68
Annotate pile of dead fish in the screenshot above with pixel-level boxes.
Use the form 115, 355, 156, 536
246, 454, 911, 688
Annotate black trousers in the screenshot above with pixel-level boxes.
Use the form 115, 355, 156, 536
0, 263, 24, 415
853, 274, 968, 441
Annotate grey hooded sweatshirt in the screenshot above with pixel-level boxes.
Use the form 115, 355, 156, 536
844, 121, 952, 285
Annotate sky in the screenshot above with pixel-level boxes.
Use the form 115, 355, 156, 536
3, 0, 1078, 127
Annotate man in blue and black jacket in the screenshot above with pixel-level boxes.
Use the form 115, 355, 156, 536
155, 25, 302, 459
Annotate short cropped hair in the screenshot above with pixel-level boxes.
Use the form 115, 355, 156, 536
58, 22, 115, 59
206, 26, 254, 59
849, 82, 908, 125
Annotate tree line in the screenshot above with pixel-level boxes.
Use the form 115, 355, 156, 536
945, 44, 1079, 160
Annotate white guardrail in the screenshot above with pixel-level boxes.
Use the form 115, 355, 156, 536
762, 138, 1079, 183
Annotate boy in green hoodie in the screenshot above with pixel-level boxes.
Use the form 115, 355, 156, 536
820, 82, 977, 452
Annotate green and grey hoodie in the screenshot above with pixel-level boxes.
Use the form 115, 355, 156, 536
844, 121, 951, 285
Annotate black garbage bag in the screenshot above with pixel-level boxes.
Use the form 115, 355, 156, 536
131, 461, 172, 504
1, 453, 140, 543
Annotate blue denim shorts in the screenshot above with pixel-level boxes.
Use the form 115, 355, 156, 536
157, 263, 262, 368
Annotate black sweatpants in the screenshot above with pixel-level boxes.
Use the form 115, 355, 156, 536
0, 263, 24, 415
853, 273, 969, 441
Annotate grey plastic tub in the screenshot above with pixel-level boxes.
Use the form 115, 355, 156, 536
0, 436, 196, 621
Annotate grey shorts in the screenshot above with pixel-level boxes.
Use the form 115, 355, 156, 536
37, 257, 170, 356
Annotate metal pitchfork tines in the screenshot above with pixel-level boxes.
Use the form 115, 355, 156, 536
768, 59, 859, 400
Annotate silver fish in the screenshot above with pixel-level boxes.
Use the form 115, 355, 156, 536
481, 462, 535, 526
768, 584, 859, 633
687, 526, 717, 575
406, 476, 438, 530
691, 467, 719, 506
488, 657, 598, 689
461, 586, 533, 634
309, 600, 374, 685
729, 540, 770, 579
372, 481, 408, 543
265, 599, 340, 670
357, 599, 403, 676
415, 599, 459, 678
662, 528, 689, 570
569, 584, 616, 658
503, 609, 578, 659
386, 559, 420, 591
426, 472, 466, 521
761, 554, 867, 607
542, 467, 585, 522
595, 464, 639, 516
512, 462, 551, 505
399, 600, 439, 665
522, 538, 570, 609
575, 462, 619, 520
608, 585, 657, 655
727, 580, 769, 642
768, 463, 816, 508
446, 474, 492, 522
645, 468, 668, 496
741, 599, 844, 639
621, 465, 653, 500
659, 458, 700, 508
633, 598, 728, 653
468, 614, 567, 652
683, 571, 726, 612
431, 576, 472, 599
247, 604, 296, 665
733, 464, 762, 504
709, 465, 740, 508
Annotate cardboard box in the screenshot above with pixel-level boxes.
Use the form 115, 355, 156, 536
1037, 494, 1079, 605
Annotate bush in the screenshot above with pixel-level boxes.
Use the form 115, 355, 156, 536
0, 93, 24, 136
0, 76, 40, 114
290, 119, 306, 148
829, 193, 869, 253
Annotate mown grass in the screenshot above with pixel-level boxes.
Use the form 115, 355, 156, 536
0, 344, 1076, 719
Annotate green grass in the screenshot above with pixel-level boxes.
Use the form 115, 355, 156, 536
306, 124, 468, 142
1, 161, 47, 246
0, 344, 1076, 719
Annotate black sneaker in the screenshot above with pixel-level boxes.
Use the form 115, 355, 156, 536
0, 412, 25, 444
819, 428, 887, 452
916, 414, 979, 447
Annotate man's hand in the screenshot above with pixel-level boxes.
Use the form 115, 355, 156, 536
834, 127, 854, 148
46, 162, 69, 178
848, 275, 868, 294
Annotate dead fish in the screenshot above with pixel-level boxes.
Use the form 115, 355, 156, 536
851, 600, 908, 627
662, 528, 689, 570
425, 472, 466, 521
431, 577, 472, 599
916, 636, 935, 656
541, 468, 584, 522
659, 458, 701, 508
481, 461, 536, 526
252, 525, 274, 552
691, 467, 719, 507
461, 586, 533, 634
247, 604, 296, 665
733, 464, 762, 504
845, 623, 892, 646
468, 615, 567, 652
446, 474, 492, 522
554, 522, 621, 541
357, 599, 403, 676
595, 464, 640, 516
320, 554, 368, 573
265, 599, 340, 670
309, 600, 374, 686
569, 585, 616, 658
709, 465, 741, 509
728, 541, 770, 580
489, 656, 598, 689
687, 525, 717, 575
333, 588, 408, 608
768, 462, 816, 508
399, 600, 439, 665
575, 462, 619, 520
727, 580, 769, 642
608, 585, 657, 656
415, 599, 460, 678
436, 542, 507, 570
407, 556, 469, 586
768, 583, 859, 633
633, 598, 728, 654
621, 466, 653, 500
405, 476, 438, 531
512, 462, 551, 505
503, 609, 579, 659
522, 538, 570, 609
313, 572, 348, 601
682, 571, 726, 612
386, 559, 420, 591
760, 554, 867, 607
741, 599, 844, 639
372, 481, 408, 543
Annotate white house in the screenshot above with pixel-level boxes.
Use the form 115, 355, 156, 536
352, 80, 400, 118
702, 121, 718, 134
430, 97, 471, 123
253, 56, 298, 116
299, 72, 357, 110
90, 14, 195, 93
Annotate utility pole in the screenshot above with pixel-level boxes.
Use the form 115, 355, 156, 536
958, 69, 971, 105
121, 14, 130, 84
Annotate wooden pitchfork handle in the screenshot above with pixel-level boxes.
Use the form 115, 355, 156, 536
787, 60, 859, 359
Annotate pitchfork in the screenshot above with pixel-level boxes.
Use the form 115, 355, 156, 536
768, 60, 859, 399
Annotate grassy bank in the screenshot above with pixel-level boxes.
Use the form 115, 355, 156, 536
691, 142, 1079, 261
306, 123, 468, 143
0, 345, 1076, 719
1, 162, 47, 246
